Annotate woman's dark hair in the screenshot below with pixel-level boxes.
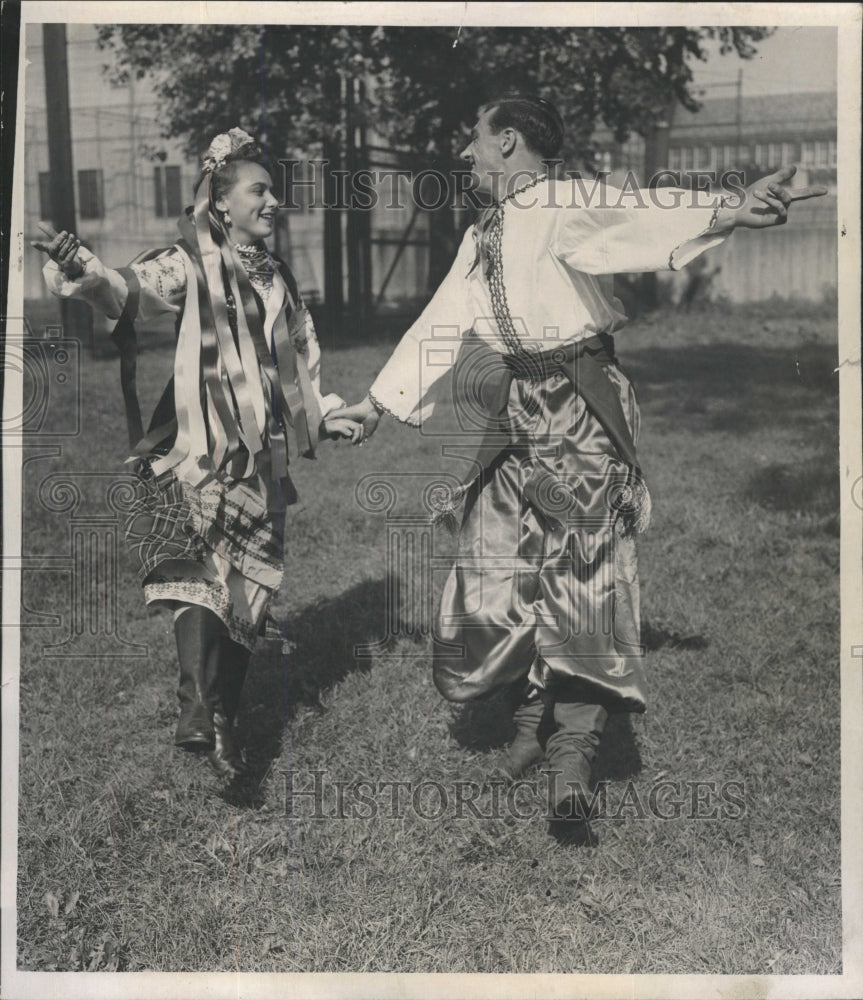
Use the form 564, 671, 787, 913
192, 141, 266, 203
479, 95, 564, 160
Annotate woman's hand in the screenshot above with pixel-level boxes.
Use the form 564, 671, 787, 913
322, 416, 365, 445
31, 223, 85, 279
329, 396, 381, 441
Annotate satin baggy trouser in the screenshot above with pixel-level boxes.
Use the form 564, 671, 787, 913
432, 358, 647, 714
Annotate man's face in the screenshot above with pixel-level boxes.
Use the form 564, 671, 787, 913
460, 108, 505, 197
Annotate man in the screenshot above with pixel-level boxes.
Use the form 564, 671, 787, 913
338, 95, 824, 840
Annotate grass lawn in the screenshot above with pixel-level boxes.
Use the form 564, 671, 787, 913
15, 302, 841, 974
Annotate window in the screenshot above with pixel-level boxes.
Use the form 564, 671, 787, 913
828, 140, 837, 166
814, 141, 829, 167
38, 171, 53, 220
154, 165, 183, 218
668, 148, 681, 170
753, 144, 764, 165
694, 146, 712, 168
77, 169, 104, 219
781, 142, 795, 165
800, 142, 815, 166
767, 143, 781, 166
722, 145, 736, 169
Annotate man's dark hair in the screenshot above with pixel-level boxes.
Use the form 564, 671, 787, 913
479, 95, 564, 160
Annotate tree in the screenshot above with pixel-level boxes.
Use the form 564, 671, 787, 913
98, 24, 771, 168
96, 24, 772, 320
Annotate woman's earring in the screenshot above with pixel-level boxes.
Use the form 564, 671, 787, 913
223, 211, 232, 227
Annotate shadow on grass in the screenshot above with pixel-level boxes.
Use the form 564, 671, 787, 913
223, 577, 393, 806
642, 621, 709, 652
623, 341, 838, 431
744, 456, 840, 515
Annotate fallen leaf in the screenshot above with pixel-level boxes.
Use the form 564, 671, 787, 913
64, 891, 80, 916
749, 854, 766, 868
43, 892, 60, 919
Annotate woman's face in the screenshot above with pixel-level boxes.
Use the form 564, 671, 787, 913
215, 161, 280, 244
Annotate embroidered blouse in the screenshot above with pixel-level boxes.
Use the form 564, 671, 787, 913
43, 246, 344, 420
368, 177, 730, 426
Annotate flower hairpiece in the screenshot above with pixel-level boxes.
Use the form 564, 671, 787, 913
202, 127, 259, 173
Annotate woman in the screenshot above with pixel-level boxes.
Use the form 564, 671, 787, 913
34, 127, 362, 780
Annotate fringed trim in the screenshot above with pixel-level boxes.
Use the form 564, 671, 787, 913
368, 390, 421, 428
426, 481, 471, 535
614, 473, 652, 538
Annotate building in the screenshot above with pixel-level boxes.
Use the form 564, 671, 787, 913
21, 23, 432, 329
592, 91, 838, 305
22, 24, 838, 318
593, 90, 837, 193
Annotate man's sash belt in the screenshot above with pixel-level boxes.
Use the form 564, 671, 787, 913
450, 331, 639, 494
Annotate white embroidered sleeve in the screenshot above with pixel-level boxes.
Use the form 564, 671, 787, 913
43, 247, 185, 325
368, 228, 476, 426
552, 184, 729, 275
295, 304, 345, 417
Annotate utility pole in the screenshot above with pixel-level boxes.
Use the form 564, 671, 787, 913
735, 69, 743, 164
42, 24, 91, 343
322, 73, 344, 338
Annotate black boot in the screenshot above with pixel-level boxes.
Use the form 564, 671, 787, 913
173, 605, 226, 752
206, 637, 250, 780
503, 684, 546, 778
544, 698, 607, 845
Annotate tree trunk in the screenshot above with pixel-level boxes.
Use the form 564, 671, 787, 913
43, 25, 93, 344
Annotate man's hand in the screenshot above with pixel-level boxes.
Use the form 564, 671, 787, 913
330, 396, 381, 442
322, 416, 365, 445
717, 166, 828, 231
31, 222, 85, 279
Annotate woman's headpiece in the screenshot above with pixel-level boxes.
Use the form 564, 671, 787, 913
202, 127, 260, 173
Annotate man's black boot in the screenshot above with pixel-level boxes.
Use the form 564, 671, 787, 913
544, 698, 607, 845
503, 684, 546, 778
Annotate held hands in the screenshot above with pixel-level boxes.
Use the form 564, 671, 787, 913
322, 416, 365, 445
718, 166, 828, 231
31, 223, 85, 279
329, 396, 381, 445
